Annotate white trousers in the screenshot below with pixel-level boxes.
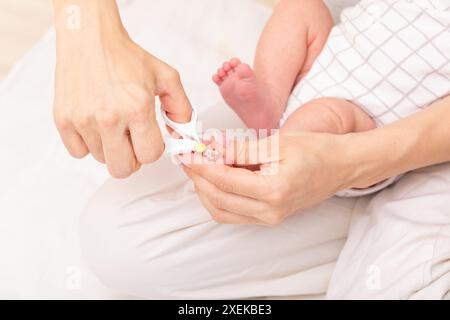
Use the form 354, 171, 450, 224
80, 106, 450, 299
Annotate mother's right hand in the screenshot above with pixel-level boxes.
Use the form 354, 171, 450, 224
53, 32, 192, 178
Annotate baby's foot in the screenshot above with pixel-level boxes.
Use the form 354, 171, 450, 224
213, 58, 278, 130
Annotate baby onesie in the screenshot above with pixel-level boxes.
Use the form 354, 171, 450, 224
283, 0, 449, 127
282, 0, 450, 196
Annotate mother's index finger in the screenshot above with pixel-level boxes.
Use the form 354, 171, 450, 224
226, 134, 281, 166
187, 162, 272, 200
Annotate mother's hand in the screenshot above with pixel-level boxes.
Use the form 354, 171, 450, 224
53, 0, 192, 179
181, 132, 356, 225
184, 96, 450, 225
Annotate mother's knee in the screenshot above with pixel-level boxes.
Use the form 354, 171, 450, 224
329, 164, 450, 299
80, 190, 132, 291
79, 181, 211, 298
79, 188, 167, 297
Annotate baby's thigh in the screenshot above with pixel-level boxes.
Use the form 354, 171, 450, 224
328, 163, 450, 299
281, 97, 371, 134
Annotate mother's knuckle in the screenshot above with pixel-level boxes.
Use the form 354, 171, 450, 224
266, 180, 289, 206
267, 190, 285, 206
266, 211, 285, 226
128, 103, 149, 121
137, 149, 161, 164
54, 113, 72, 130
166, 68, 181, 82
108, 165, 133, 179
69, 146, 88, 159
71, 151, 87, 160
217, 180, 233, 194
96, 110, 120, 128
210, 194, 223, 209
74, 113, 91, 129
211, 212, 224, 224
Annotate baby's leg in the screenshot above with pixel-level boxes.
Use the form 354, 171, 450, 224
213, 0, 333, 130
281, 98, 376, 134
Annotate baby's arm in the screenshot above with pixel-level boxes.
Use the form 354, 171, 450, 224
255, 0, 333, 119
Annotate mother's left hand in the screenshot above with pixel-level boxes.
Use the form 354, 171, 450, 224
180, 132, 357, 226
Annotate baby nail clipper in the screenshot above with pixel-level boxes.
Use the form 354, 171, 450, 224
160, 105, 219, 160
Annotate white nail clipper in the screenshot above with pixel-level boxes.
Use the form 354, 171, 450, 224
160, 105, 220, 160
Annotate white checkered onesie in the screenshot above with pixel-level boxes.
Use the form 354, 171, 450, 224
282, 0, 450, 127
282, 0, 449, 196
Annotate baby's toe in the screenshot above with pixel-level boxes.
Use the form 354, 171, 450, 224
230, 58, 241, 68
223, 62, 232, 72
217, 68, 227, 78
212, 74, 222, 85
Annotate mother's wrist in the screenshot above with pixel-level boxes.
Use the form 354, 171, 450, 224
53, 0, 128, 50
340, 128, 412, 189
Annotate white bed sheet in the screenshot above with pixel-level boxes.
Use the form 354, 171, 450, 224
0, 0, 272, 299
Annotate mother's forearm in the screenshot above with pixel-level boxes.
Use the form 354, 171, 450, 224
53, 0, 127, 49
345, 96, 450, 188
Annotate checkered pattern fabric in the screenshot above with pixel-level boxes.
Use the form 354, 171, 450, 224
282, 0, 450, 127
282, 0, 449, 197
